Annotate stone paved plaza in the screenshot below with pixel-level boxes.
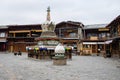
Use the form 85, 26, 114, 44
0, 52, 120, 80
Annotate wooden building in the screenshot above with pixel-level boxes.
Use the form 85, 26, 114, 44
0, 26, 8, 51
106, 15, 120, 58
7, 24, 42, 52
82, 24, 110, 56
5, 21, 84, 53
55, 21, 84, 54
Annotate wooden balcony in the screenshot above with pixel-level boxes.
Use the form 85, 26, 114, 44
84, 36, 108, 41
7, 36, 35, 39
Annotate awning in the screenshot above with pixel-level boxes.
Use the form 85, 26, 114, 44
83, 42, 105, 44
83, 42, 97, 44
97, 42, 105, 44
105, 40, 113, 44
83, 41, 112, 45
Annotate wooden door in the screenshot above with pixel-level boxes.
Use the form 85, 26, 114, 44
92, 45, 97, 53
14, 43, 26, 52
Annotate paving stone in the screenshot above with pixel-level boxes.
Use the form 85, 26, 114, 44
0, 52, 120, 80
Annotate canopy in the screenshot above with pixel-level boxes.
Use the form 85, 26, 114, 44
105, 40, 113, 44
83, 42, 97, 44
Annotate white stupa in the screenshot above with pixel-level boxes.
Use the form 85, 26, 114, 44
54, 43, 65, 57
35, 7, 59, 46
55, 43, 65, 53
53, 43, 67, 65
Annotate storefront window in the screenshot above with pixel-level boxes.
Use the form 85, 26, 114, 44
83, 44, 91, 48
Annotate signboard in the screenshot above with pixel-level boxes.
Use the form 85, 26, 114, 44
98, 28, 109, 31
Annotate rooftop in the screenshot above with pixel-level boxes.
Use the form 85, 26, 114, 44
56, 21, 84, 27
106, 15, 120, 28
84, 24, 107, 29
0, 26, 8, 29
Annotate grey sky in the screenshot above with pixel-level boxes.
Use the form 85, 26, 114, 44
0, 0, 120, 25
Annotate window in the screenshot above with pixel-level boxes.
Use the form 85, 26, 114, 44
87, 33, 97, 39
86, 33, 91, 39
0, 32, 6, 37
91, 33, 97, 36
118, 25, 120, 35
111, 27, 118, 37
101, 33, 106, 38
69, 33, 77, 38
8, 33, 14, 37
83, 44, 91, 48
106, 33, 110, 38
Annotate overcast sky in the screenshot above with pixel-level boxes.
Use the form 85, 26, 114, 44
0, 0, 120, 25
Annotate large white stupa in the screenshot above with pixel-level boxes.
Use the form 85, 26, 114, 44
27, 7, 71, 61
35, 7, 59, 47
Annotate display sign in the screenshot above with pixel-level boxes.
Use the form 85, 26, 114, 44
98, 28, 109, 31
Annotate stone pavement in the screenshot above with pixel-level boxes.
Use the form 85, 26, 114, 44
0, 52, 120, 80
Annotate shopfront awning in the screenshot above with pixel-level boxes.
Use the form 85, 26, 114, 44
83, 42, 97, 44
97, 42, 105, 44
83, 42, 105, 44
105, 40, 113, 44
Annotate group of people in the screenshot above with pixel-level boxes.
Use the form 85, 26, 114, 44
14, 51, 22, 56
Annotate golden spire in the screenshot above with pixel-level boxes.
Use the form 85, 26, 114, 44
47, 6, 50, 21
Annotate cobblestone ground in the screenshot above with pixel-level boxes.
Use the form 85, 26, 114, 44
0, 52, 120, 80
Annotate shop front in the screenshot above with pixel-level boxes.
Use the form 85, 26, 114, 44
0, 39, 7, 51
110, 38, 120, 58
82, 42, 105, 56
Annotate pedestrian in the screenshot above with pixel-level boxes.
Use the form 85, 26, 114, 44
18, 50, 22, 56
14, 52, 17, 56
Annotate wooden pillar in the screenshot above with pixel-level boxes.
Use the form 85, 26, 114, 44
59, 28, 61, 38
10, 45, 13, 52
90, 44, 92, 54
103, 43, 106, 57
96, 44, 98, 53
119, 40, 120, 58
29, 31, 32, 37
13, 33, 16, 37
